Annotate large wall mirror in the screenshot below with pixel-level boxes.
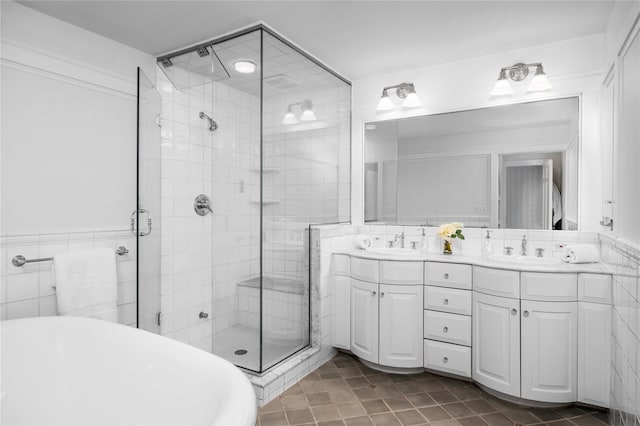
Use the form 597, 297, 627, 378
364, 97, 579, 230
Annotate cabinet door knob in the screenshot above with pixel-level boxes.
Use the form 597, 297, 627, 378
380, 292, 385, 297
443, 326, 449, 333
523, 310, 529, 317
372, 291, 376, 296
443, 298, 449, 305
444, 273, 449, 279
511, 309, 517, 316
443, 357, 448, 363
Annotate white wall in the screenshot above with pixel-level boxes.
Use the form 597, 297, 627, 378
0, 1, 155, 323
351, 34, 606, 230
1, 1, 156, 235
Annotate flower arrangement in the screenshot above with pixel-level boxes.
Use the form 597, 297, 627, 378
437, 222, 465, 254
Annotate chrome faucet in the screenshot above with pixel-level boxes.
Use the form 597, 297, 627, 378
521, 234, 527, 256
399, 232, 405, 248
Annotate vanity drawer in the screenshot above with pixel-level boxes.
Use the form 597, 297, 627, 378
424, 310, 471, 346
425, 262, 472, 290
424, 339, 471, 378
521, 272, 577, 301
333, 254, 350, 276
578, 274, 612, 304
380, 261, 423, 285
473, 266, 520, 298
424, 286, 472, 315
350, 257, 378, 283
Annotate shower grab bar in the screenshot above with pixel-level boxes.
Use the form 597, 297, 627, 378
12, 246, 129, 267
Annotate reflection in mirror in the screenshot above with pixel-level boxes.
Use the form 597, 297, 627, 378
364, 97, 579, 229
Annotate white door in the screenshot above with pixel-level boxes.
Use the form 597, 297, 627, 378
350, 279, 379, 363
521, 300, 577, 403
379, 284, 423, 368
333, 275, 351, 349
472, 292, 520, 397
578, 302, 611, 407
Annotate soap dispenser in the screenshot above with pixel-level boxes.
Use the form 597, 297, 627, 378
481, 230, 493, 256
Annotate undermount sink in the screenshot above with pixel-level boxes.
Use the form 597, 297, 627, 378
365, 247, 424, 256
487, 254, 562, 265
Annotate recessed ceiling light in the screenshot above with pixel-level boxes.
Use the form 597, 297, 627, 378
233, 60, 257, 74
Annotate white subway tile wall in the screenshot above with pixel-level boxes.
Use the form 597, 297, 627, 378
0, 230, 136, 325
602, 235, 640, 425
157, 69, 261, 355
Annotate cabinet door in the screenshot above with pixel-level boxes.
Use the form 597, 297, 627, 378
379, 284, 423, 368
332, 275, 350, 349
578, 302, 611, 407
521, 300, 577, 403
350, 279, 378, 363
472, 292, 520, 397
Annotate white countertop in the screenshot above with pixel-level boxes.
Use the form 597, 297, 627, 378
333, 249, 612, 274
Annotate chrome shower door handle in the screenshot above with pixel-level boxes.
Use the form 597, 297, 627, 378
131, 208, 153, 236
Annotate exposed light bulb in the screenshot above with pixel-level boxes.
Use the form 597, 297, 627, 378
402, 91, 422, 108
376, 90, 394, 111
233, 60, 257, 74
490, 70, 514, 96
527, 65, 551, 92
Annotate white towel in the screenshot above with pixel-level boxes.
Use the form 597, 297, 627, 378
562, 244, 600, 264
54, 248, 118, 322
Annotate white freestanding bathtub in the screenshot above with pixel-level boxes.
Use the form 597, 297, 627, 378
0, 316, 257, 425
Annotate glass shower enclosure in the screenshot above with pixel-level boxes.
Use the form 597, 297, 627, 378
136, 25, 351, 373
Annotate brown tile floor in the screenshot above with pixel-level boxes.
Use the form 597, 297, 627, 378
257, 352, 608, 426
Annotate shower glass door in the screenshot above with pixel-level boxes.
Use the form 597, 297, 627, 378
136, 68, 161, 332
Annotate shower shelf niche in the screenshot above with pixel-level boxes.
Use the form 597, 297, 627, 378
249, 199, 280, 205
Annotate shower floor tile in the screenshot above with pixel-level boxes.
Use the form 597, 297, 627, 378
257, 352, 609, 426
212, 325, 304, 371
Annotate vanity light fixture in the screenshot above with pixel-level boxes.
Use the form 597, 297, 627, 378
282, 100, 316, 124
376, 82, 422, 111
233, 60, 257, 74
491, 63, 551, 96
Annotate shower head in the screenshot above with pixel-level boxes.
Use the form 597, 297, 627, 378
199, 112, 218, 132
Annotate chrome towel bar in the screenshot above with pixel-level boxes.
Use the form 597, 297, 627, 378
12, 246, 129, 267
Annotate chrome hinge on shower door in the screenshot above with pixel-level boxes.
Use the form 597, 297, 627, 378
131, 209, 153, 236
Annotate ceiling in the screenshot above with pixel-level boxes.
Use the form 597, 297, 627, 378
18, 0, 615, 81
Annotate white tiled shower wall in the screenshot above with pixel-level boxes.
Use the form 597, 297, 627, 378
602, 235, 640, 425
248, 223, 356, 405
156, 70, 260, 350
0, 230, 137, 325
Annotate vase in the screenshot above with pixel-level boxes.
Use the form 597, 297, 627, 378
443, 239, 453, 255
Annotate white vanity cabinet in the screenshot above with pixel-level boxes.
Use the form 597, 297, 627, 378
332, 254, 351, 349
346, 257, 424, 369
473, 291, 520, 396
473, 267, 581, 404
520, 299, 577, 403
350, 278, 378, 362
424, 262, 473, 378
577, 273, 612, 408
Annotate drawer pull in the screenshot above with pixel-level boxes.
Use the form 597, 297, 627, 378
523, 310, 529, 318
443, 298, 449, 305
444, 273, 449, 279
443, 326, 448, 333
443, 357, 448, 363
511, 309, 517, 316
